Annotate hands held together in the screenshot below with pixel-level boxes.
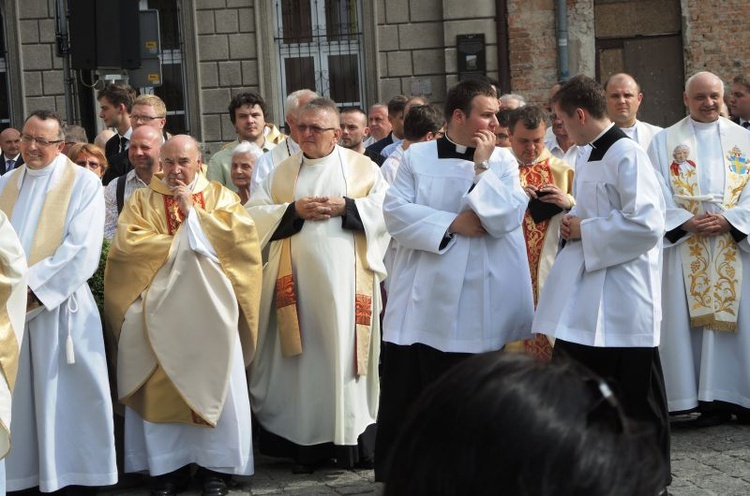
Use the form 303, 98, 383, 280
295, 196, 346, 221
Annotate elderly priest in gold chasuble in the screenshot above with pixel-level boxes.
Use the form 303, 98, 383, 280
0, 212, 26, 493
105, 135, 262, 493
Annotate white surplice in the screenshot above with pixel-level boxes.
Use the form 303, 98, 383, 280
620, 119, 663, 151
533, 125, 665, 348
0, 156, 117, 492
382, 140, 534, 352
648, 117, 750, 411
247, 147, 389, 448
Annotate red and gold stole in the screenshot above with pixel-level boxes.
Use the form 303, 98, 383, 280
271, 149, 377, 376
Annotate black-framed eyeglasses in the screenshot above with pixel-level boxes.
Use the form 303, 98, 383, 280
21, 134, 63, 148
131, 115, 163, 123
297, 124, 337, 135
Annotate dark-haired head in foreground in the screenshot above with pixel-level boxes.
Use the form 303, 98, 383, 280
384, 352, 665, 496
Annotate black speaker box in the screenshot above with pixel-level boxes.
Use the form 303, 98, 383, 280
69, 0, 141, 70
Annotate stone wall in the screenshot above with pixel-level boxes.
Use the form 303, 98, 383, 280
375, 0, 497, 106
195, 0, 260, 155
18, 1, 65, 120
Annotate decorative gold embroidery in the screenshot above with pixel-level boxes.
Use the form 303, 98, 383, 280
163, 192, 206, 235
670, 146, 748, 331
275, 274, 296, 308
355, 294, 372, 326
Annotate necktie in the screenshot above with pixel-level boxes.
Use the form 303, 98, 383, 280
4, 159, 13, 174
119, 136, 128, 153
743, 122, 750, 129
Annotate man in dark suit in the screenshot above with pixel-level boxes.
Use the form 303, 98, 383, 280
364, 94, 408, 166
0, 127, 23, 175
729, 75, 750, 129
97, 83, 135, 168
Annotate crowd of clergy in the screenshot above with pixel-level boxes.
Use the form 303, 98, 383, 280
0, 68, 749, 496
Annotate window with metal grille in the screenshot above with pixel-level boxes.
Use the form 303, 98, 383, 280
274, 0, 365, 111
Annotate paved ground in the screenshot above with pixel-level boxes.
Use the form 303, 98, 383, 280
107, 423, 750, 495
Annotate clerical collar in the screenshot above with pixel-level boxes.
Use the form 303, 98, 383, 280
302, 147, 336, 166
690, 118, 719, 131
587, 123, 627, 162
437, 135, 475, 160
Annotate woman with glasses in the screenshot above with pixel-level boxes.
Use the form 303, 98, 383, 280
67, 143, 108, 180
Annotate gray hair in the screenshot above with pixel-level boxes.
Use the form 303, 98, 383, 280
500, 93, 527, 108
285, 89, 319, 118
232, 141, 264, 160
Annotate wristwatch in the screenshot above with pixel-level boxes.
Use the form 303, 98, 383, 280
475, 160, 490, 170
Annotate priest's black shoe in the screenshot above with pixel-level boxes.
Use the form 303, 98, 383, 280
692, 410, 732, 428
150, 475, 188, 496
201, 475, 228, 496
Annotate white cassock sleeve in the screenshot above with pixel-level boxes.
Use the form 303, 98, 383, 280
580, 146, 665, 272
463, 153, 528, 238
26, 173, 104, 310
383, 153, 459, 255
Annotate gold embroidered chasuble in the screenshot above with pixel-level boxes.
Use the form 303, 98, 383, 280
270, 149, 378, 376
506, 148, 573, 360
666, 118, 750, 331
0, 212, 27, 459
104, 174, 262, 426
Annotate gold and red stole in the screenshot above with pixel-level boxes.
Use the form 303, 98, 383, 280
514, 149, 574, 360
518, 149, 574, 302
270, 149, 376, 376
666, 117, 750, 331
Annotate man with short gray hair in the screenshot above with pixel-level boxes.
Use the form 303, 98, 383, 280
247, 97, 388, 473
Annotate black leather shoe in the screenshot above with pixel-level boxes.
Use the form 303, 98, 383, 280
693, 410, 732, 428
151, 475, 188, 496
201, 475, 228, 496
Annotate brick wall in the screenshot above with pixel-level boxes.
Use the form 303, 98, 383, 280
195, 0, 261, 155
506, 0, 593, 107
682, 0, 750, 82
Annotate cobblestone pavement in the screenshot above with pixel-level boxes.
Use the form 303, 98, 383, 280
107, 423, 750, 495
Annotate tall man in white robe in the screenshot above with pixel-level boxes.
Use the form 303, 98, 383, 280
375, 79, 535, 481
0, 110, 117, 493
533, 75, 670, 489
247, 97, 389, 473
604, 73, 662, 150
0, 212, 27, 494
648, 71, 750, 426
105, 135, 262, 496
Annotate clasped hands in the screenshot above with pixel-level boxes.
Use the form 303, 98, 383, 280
561, 214, 581, 241
682, 212, 731, 236
295, 196, 346, 221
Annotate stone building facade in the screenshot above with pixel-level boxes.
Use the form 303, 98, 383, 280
0, 0, 748, 156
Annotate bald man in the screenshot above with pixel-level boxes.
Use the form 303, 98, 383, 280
106, 135, 262, 495
0, 128, 23, 175
604, 73, 662, 150
648, 71, 750, 427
